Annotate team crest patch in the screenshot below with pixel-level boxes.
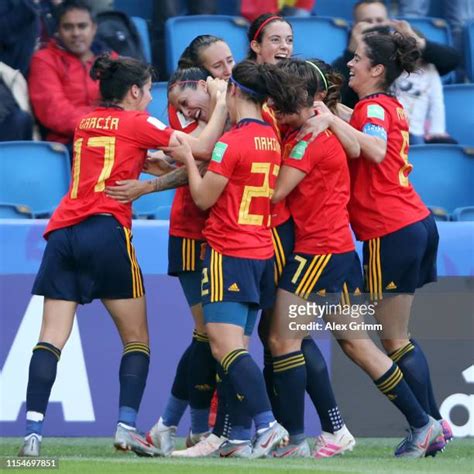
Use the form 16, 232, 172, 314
367, 104, 385, 120
289, 140, 308, 160
211, 142, 228, 163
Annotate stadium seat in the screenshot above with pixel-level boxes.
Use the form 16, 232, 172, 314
428, 206, 450, 221
132, 173, 175, 219
397, 16, 452, 46
312, 0, 356, 20
131, 16, 152, 63
465, 20, 474, 82
114, 0, 153, 22
443, 84, 474, 146
0, 202, 32, 219
0, 141, 70, 217
148, 82, 169, 125
408, 145, 474, 213
165, 15, 249, 74
286, 17, 350, 65
452, 207, 474, 221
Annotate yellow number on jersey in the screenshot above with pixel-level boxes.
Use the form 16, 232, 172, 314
238, 162, 275, 226
398, 130, 413, 187
70, 136, 116, 199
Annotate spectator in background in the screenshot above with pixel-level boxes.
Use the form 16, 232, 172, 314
332, 0, 460, 108
28, 0, 111, 147
241, 0, 314, 21
0, 0, 40, 76
392, 51, 457, 145
0, 61, 36, 141
397, 0, 474, 81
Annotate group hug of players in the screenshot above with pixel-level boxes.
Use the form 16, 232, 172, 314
18, 13, 452, 461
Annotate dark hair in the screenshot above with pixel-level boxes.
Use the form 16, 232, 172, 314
363, 31, 420, 89
306, 59, 344, 112
167, 67, 210, 96
90, 54, 153, 104
178, 35, 226, 70
230, 60, 306, 114
55, 0, 95, 24
247, 13, 292, 60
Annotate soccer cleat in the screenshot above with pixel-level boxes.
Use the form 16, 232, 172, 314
272, 439, 311, 458
425, 419, 453, 457
185, 429, 210, 448
218, 440, 253, 458
394, 416, 445, 458
114, 423, 162, 457
441, 419, 454, 443
313, 425, 356, 458
146, 417, 176, 456
171, 433, 225, 457
251, 421, 289, 459
18, 434, 41, 457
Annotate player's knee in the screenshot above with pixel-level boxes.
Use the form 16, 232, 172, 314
339, 339, 365, 365
267, 332, 288, 355
381, 338, 409, 355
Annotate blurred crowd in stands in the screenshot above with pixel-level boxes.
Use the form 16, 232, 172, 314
0, 0, 472, 147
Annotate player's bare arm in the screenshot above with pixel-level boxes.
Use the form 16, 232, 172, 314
271, 165, 306, 204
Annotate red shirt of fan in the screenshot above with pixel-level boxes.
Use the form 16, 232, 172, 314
262, 101, 291, 228
167, 104, 208, 240
348, 94, 429, 241
282, 129, 354, 255
45, 108, 173, 237
204, 119, 279, 259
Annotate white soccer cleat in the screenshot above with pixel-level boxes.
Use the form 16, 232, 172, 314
251, 421, 289, 459
146, 417, 176, 456
171, 433, 225, 457
18, 434, 41, 457
313, 424, 356, 458
114, 423, 162, 457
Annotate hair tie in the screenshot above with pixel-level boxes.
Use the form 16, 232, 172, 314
305, 61, 328, 92
229, 76, 263, 98
252, 16, 283, 42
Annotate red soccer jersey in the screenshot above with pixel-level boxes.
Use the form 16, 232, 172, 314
167, 104, 208, 240
203, 119, 280, 259
348, 94, 429, 241
282, 129, 354, 255
262, 101, 291, 228
45, 107, 173, 237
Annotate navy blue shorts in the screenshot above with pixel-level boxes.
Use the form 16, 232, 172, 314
32, 215, 144, 304
271, 218, 295, 284
201, 246, 275, 309
178, 271, 202, 307
362, 214, 438, 300
341, 252, 365, 305
168, 236, 205, 276
279, 250, 359, 302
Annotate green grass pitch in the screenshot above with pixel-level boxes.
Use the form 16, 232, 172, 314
1, 437, 473, 473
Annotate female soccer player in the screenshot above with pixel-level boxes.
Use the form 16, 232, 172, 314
165, 59, 306, 458
107, 36, 234, 455
268, 58, 360, 458
18, 54, 227, 458
306, 31, 448, 457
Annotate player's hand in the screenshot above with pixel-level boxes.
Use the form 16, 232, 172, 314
163, 134, 194, 164
207, 77, 228, 99
335, 103, 354, 122
296, 106, 332, 143
105, 179, 151, 203
390, 20, 426, 49
144, 153, 176, 176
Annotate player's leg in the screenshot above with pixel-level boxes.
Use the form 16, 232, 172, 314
20, 299, 77, 457
20, 227, 80, 457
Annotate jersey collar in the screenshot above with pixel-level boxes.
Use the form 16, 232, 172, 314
236, 118, 270, 128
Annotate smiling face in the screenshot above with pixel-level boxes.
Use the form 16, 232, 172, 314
251, 21, 294, 65
199, 41, 235, 79
57, 8, 96, 59
347, 42, 376, 95
168, 81, 210, 122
